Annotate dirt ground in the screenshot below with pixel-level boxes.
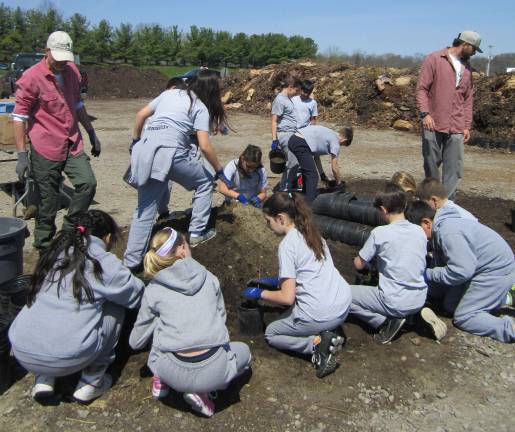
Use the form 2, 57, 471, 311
0, 101, 514, 432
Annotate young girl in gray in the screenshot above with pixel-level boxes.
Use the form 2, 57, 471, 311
218, 144, 268, 207
129, 227, 251, 417
124, 71, 233, 271
242, 192, 350, 378
9, 210, 144, 403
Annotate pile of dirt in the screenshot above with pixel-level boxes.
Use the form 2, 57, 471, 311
222, 60, 515, 150
84, 65, 168, 99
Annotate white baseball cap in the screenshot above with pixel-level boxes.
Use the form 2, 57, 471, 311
46, 31, 74, 62
458, 30, 483, 53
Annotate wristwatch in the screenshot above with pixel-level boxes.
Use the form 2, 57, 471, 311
419, 112, 429, 119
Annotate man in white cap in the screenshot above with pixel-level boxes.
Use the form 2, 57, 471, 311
12, 31, 101, 251
416, 31, 482, 200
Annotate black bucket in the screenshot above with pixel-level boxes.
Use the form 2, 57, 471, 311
269, 149, 286, 174
237, 301, 264, 337
511, 209, 515, 233
0, 217, 28, 290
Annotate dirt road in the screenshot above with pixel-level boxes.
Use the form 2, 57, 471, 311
0, 100, 513, 432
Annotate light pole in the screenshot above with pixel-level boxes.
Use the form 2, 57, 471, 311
486, 45, 494, 77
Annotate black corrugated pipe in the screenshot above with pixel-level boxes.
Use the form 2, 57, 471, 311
312, 192, 385, 226
314, 215, 373, 247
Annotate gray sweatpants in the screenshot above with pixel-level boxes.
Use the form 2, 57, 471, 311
149, 342, 251, 393
350, 285, 422, 329
124, 150, 215, 268
422, 129, 464, 200
430, 271, 515, 343
265, 308, 347, 355
12, 302, 124, 378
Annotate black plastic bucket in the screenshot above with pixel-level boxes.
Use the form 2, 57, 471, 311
269, 149, 286, 174
0, 217, 28, 289
237, 301, 263, 337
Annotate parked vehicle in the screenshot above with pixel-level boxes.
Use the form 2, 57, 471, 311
175, 67, 221, 82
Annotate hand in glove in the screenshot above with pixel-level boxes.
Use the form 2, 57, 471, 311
87, 129, 101, 157
247, 276, 279, 289
237, 194, 249, 205
242, 287, 263, 300
216, 170, 234, 189
250, 195, 262, 208
15, 151, 30, 181
271, 139, 280, 151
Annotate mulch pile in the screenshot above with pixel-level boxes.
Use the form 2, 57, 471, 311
222, 59, 515, 150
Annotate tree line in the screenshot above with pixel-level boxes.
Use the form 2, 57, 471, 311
0, 4, 318, 67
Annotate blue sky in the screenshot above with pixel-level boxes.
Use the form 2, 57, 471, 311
4, 0, 515, 56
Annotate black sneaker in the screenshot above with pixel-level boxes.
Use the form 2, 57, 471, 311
311, 331, 345, 378
373, 318, 406, 344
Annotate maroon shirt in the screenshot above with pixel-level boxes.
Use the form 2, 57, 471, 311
13, 59, 84, 161
416, 48, 474, 134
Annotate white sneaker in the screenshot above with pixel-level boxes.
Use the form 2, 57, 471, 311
183, 392, 215, 417
32, 375, 55, 400
421, 307, 448, 341
190, 229, 216, 248
73, 373, 113, 404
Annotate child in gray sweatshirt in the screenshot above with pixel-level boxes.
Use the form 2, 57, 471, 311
129, 227, 251, 417
408, 179, 515, 343
9, 210, 145, 403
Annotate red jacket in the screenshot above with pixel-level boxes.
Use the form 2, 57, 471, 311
13, 59, 84, 161
416, 48, 474, 134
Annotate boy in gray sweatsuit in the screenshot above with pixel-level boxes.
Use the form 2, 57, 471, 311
409, 179, 515, 343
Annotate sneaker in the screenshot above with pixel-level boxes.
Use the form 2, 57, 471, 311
503, 284, 515, 308
32, 375, 55, 401
73, 373, 113, 404
151, 376, 170, 400
183, 392, 215, 417
420, 307, 447, 341
311, 331, 345, 378
374, 318, 406, 344
189, 229, 216, 248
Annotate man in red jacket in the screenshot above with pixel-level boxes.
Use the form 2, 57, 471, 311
13, 31, 101, 251
416, 31, 482, 200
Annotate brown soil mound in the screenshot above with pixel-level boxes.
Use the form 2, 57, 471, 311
84, 65, 168, 99
222, 60, 515, 150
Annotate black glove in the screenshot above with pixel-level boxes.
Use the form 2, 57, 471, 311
15, 151, 29, 181
88, 129, 101, 157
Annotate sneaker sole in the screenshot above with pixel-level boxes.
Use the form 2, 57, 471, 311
315, 352, 338, 378
183, 393, 214, 417
420, 308, 447, 341
73, 377, 113, 404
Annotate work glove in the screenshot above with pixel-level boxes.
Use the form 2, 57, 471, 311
242, 287, 263, 300
216, 170, 234, 189
129, 138, 140, 154
237, 194, 249, 205
15, 151, 30, 181
88, 129, 101, 157
248, 276, 279, 289
271, 139, 280, 151
250, 195, 262, 208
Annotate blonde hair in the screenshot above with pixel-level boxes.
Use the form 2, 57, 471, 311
143, 229, 186, 278
391, 171, 417, 198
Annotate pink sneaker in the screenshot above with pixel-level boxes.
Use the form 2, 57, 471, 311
183, 392, 215, 417
151, 376, 170, 400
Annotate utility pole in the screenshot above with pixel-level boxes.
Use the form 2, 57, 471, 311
486, 45, 494, 77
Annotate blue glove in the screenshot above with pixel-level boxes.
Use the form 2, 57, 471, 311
242, 287, 263, 300
423, 270, 429, 284
130, 138, 140, 154
237, 194, 249, 205
216, 170, 234, 189
271, 139, 279, 151
252, 276, 279, 288
250, 195, 262, 208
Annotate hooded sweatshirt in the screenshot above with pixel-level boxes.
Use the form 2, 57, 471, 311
9, 236, 144, 365
129, 257, 229, 353
428, 201, 515, 286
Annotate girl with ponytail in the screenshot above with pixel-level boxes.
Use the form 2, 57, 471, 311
242, 192, 352, 378
9, 210, 144, 404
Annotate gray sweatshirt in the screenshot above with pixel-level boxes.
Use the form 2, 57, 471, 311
129, 257, 230, 353
428, 201, 515, 286
9, 236, 144, 363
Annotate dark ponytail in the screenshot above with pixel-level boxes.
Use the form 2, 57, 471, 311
27, 210, 120, 307
263, 192, 325, 261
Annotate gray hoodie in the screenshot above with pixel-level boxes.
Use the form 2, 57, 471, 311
9, 236, 144, 363
428, 201, 515, 286
129, 257, 229, 353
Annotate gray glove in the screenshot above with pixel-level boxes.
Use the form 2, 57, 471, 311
88, 129, 101, 157
16, 151, 29, 181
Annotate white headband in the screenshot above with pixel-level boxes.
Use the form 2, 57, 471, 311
156, 227, 178, 256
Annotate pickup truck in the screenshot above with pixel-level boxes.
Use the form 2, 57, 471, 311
1, 53, 88, 98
